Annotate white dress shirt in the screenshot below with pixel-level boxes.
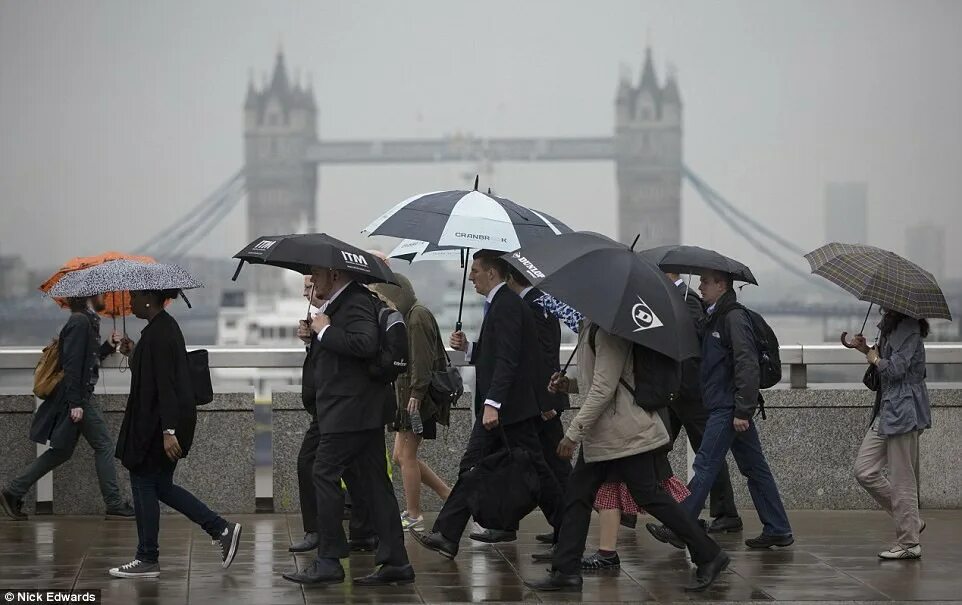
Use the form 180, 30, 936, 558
315, 281, 354, 342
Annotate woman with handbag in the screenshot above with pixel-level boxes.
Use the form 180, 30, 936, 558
849, 310, 932, 560
371, 275, 452, 531
108, 288, 242, 578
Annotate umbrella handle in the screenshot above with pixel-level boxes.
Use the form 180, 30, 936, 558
859, 302, 874, 335
455, 248, 470, 332
561, 341, 580, 374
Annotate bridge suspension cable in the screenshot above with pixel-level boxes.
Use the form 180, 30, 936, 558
683, 166, 835, 292
136, 170, 246, 258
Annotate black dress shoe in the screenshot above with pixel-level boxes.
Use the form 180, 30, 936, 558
289, 532, 319, 553
411, 530, 458, 559
745, 533, 794, 549
708, 516, 743, 533
685, 551, 730, 592
531, 544, 556, 562
469, 528, 517, 543
353, 564, 415, 586
525, 570, 584, 591
535, 532, 554, 544
282, 558, 345, 585
104, 501, 135, 519
0, 490, 27, 521
349, 536, 379, 552
645, 523, 685, 550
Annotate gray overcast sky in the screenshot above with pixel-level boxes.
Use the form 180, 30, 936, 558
1, 0, 960, 277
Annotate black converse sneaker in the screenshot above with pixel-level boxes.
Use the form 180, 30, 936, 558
214, 522, 242, 568
108, 559, 160, 578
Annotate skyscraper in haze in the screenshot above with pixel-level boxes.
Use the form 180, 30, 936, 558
615, 48, 683, 248
824, 182, 867, 245
906, 223, 945, 279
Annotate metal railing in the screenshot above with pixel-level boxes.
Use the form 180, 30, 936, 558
3, 344, 962, 388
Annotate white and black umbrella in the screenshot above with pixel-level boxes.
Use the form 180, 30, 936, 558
363, 178, 571, 329
362, 179, 571, 252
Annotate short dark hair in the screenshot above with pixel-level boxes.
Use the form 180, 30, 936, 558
143, 289, 180, 305
703, 270, 734, 292
66, 297, 88, 313
472, 250, 510, 279
507, 266, 532, 288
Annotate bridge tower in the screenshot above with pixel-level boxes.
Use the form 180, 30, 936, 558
614, 47, 682, 248
243, 51, 318, 294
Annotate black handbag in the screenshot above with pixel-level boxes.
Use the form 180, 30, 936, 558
427, 317, 464, 409
187, 349, 214, 406
862, 365, 880, 392
462, 425, 541, 530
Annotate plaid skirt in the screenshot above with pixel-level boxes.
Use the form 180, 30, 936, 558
593, 475, 690, 514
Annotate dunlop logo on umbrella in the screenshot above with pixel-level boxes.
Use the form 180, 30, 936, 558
631, 296, 663, 332
512, 252, 546, 280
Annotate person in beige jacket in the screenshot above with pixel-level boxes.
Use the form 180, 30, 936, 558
525, 321, 728, 593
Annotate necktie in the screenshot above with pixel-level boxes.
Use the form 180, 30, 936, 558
483, 300, 491, 317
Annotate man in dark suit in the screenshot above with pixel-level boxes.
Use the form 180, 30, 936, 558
463, 266, 571, 545
411, 250, 564, 558
281, 267, 413, 587
664, 273, 741, 532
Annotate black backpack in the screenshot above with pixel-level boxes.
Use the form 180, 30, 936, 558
719, 303, 782, 389
368, 298, 409, 384
588, 325, 681, 412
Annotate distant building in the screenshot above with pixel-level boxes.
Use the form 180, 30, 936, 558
615, 47, 683, 248
824, 182, 867, 245
906, 223, 945, 280
0, 253, 30, 300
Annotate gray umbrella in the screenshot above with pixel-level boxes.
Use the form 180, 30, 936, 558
639, 245, 758, 285
47, 259, 203, 298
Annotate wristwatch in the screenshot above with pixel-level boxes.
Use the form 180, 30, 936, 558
163, 429, 176, 436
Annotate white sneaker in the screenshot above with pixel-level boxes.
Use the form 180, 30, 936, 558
878, 545, 921, 560
401, 514, 424, 531
109, 559, 160, 578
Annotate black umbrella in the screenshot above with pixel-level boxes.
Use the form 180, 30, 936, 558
503, 231, 700, 362
639, 244, 758, 285
231, 233, 398, 285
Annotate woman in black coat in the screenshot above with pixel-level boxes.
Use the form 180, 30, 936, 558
108, 288, 242, 579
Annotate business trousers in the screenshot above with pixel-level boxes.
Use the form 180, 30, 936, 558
538, 414, 572, 541
434, 416, 563, 542
552, 450, 721, 575
297, 417, 373, 538
312, 427, 408, 566
668, 396, 739, 519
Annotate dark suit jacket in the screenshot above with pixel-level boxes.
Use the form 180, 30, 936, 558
677, 282, 706, 402
30, 311, 114, 450
312, 282, 394, 434
522, 287, 569, 413
116, 311, 197, 472
301, 337, 318, 415
470, 285, 542, 426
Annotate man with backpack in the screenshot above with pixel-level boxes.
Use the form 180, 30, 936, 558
647, 270, 793, 550
281, 265, 413, 587
1, 295, 134, 521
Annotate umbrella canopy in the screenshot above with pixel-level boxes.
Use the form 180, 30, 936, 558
362, 188, 571, 252
233, 233, 397, 285
640, 244, 758, 285
503, 231, 700, 361
40, 251, 158, 317
387, 239, 463, 263
804, 242, 952, 321
48, 260, 203, 298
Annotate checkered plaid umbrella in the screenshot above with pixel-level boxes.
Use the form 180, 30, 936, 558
804, 243, 952, 320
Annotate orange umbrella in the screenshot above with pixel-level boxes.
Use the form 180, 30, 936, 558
40, 251, 158, 318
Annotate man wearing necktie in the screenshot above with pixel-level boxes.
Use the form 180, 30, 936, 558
411, 250, 563, 559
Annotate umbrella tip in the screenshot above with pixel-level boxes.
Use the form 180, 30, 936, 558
630, 234, 641, 251
487, 187, 491, 195
473, 175, 479, 191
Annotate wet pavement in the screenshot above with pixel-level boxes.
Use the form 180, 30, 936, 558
1, 510, 961, 604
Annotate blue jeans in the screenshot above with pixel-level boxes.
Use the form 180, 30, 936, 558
130, 466, 227, 563
684, 407, 792, 536
7, 401, 123, 508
